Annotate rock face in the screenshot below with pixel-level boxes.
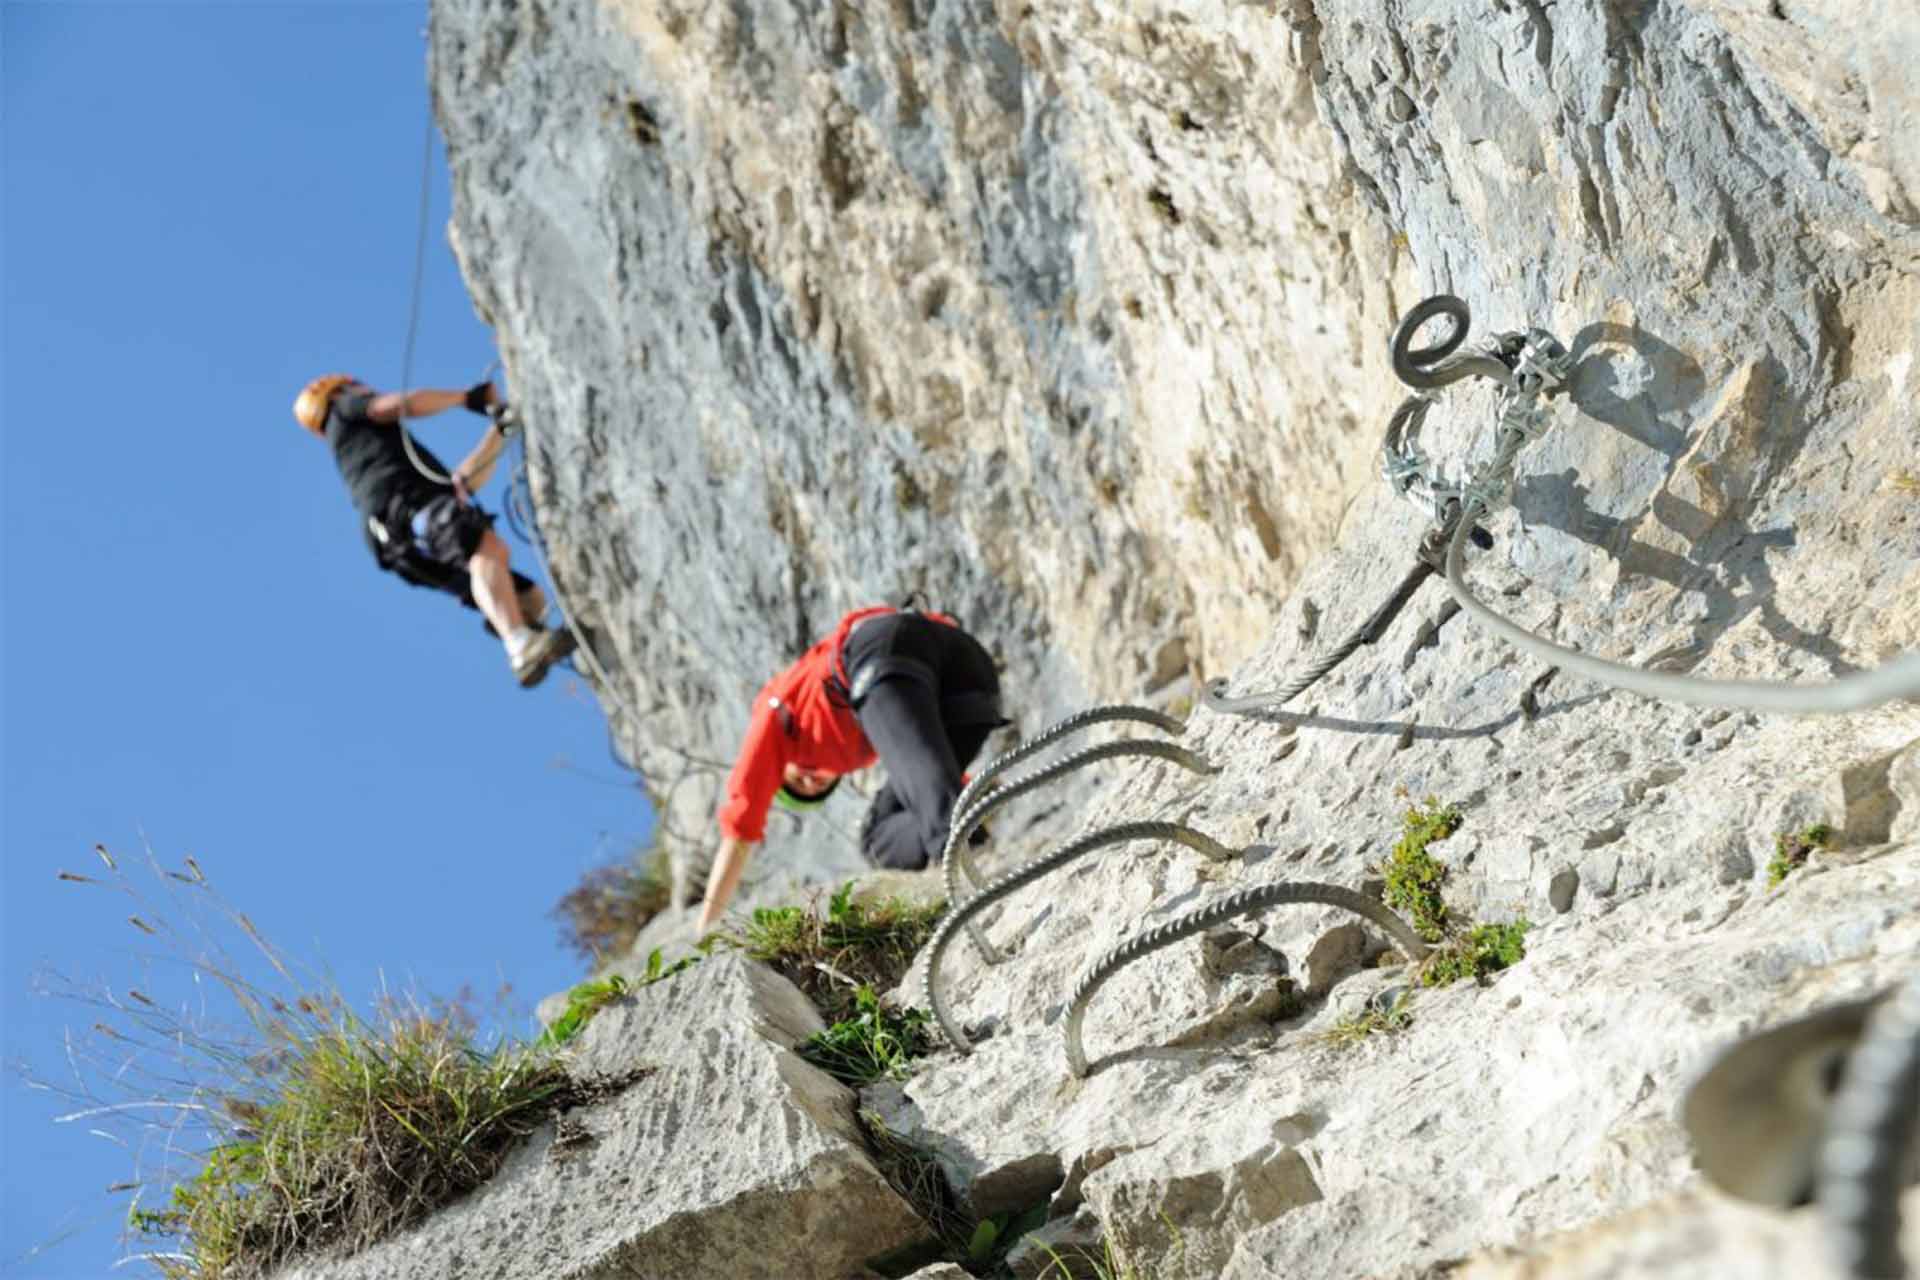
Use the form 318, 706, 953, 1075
277, 956, 926, 1280
353, 0, 1920, 1278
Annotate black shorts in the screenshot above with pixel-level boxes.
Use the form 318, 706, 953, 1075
376, 493, 530, 612
409, 493, 495, 565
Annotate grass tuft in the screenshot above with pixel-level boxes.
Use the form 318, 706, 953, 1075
1768, 822, 1836, 888
36, 844, 587, 1279
713, 882, 942, 1022
795, 987, 933, 1087
139, 1007, 570, 1279
859, 1110, 972, 1260
1319, 993, 1415, 1048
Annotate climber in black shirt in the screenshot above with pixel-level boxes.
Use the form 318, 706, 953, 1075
293, 373, 575, 688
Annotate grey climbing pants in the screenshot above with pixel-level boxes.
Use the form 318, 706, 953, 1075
844, 612, 1005, 871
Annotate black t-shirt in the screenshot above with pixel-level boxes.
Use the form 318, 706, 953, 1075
324, 391, 452, 522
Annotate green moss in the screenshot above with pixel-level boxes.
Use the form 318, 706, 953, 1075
1768, 822, 1836, 888
1380, 799, 1461, 942
1421, 921, 1532, 988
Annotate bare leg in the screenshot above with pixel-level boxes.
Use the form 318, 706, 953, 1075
516, 581, 548, 626
467, 530, 526, 643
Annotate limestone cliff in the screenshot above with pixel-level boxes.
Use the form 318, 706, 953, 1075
300, 0, 1920, 1276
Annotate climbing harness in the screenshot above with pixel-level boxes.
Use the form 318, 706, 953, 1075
1818, 970, 1920, 1279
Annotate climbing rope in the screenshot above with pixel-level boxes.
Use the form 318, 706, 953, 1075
943, 734, 1215, 963
391, 93, 461, 489
923, 821, 1238, 1053
1062, 880, 1430, 1078
1819, 970, 1920, 1279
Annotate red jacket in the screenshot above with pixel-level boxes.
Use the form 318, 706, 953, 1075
718, 607, 898, 843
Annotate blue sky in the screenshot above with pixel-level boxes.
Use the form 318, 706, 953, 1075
2, 4, 655, 1272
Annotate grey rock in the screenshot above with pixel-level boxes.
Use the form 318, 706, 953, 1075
1199, 925, 1288, 978
1547, 868, 1580, 914
1301, 922, 1371, 996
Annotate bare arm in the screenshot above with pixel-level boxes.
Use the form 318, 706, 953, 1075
696, 835, 756, 937
454, 425, 509, 494
365, 387, 476, 424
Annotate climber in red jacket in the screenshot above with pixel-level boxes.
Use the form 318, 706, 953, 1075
696, 606, 1005, 934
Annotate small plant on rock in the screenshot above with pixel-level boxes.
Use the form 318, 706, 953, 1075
716, 881, 943, 1021
1380, 798, 1461, 942
796, 986, 933, 1087
1768, 823, 1836, 888
1374, 801, 1530, 987
539, 948, 703, 1050
1420, 921, 1532, 988
1319, 992, 1415, 1048
540, 974, 632, 1050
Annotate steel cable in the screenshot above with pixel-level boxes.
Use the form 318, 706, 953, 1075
1062, 880, 1430, 1078
1201, 561, 1436, 714
923, 821, 1239, 1053
1379, 293, 1920, 715
1819, 971, 1920, 1279
1442, 495, 1920, 714
942, 739, 1218, 964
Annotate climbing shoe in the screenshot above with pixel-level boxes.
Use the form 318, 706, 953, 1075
512, 626, 578, 688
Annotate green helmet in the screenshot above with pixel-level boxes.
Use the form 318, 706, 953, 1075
774, 777, 840, 812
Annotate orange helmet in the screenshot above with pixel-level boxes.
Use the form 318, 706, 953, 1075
292, 374, 358, 436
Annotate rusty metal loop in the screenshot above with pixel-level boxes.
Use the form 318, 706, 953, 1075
944, 738, 1217, 965
925, 821, 1239, 1053
1063, 880, 1430, 1078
